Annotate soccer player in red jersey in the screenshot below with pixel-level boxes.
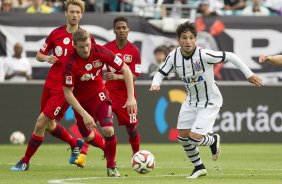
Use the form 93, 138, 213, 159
63, 28, 137, 177
10, 0, 103, 171
104, 17, 142, 155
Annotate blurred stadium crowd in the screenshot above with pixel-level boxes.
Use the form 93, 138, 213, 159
1, 0, 282, 16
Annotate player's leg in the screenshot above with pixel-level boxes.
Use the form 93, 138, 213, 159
177, 104, 207, 179
10, 87, 53, 171
189, 107, 221, 161
41, 89, 84, 165
10, 112, 49, 171
113, 100, 140, 155
96, 102, 120, 177
74, 112, 105, 168
126, 124, 140, 155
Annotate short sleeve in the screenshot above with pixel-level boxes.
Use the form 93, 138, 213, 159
130, 48, 141, 77
39, 32, 54, 55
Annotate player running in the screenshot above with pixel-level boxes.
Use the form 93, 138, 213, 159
150, 21, 263, 179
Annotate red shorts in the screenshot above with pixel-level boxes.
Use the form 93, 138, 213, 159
41, 86, 69, 121
75, 90, 113, 138
110, 94, 138, 126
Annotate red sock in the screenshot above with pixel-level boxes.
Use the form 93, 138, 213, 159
50, 123, 77, 148
104, 135, 117, 168
129, 133, 140, 155
80, 143, 89, 155
22, 133, 44, 164
89, 130, 105, 151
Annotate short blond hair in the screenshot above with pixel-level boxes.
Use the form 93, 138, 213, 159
64, 0, 85, 13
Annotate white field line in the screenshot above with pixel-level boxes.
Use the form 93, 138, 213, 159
48, 172, 282, 184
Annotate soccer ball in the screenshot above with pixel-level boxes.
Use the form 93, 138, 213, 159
131, 150, 155, 174
10, 131, 25, 145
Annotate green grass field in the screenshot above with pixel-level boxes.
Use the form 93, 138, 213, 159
1, 143, 282, 184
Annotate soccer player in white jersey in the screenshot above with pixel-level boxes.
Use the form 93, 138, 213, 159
150, 21, 263, 179
259, 54, 282, 66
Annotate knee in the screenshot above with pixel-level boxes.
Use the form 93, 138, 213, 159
46, 121, 56, 133
101, 127, 114, 137
178, 129, 190, 138
35, 113, 50, 131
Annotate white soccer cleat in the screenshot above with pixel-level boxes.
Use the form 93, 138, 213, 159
186, 168, 207, 179
210, 134, 221, 161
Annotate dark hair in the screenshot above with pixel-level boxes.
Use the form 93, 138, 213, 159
176, 21, 197, 38
113, 16, 128, 27
154, 45, 168, 55
73, 28, 90, 44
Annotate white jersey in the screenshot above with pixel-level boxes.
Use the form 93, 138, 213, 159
155, 46, 253, 108
3, 56, 32, 82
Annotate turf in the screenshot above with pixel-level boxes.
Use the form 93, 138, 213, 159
0, 143, 282, 184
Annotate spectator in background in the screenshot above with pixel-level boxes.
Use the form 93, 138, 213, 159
241, 0, 270, 16
197, 0, 218, 16
224, 0, 246, 10
1, 0, 13, 12
162, 0, 188, 18
26, 0, 52, 13
148, 45, 177, 79
167, 44, 176, 52
4, 42, 32, 82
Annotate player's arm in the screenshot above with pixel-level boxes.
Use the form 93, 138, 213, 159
63, 86, 96, 130
225, 52, 263, 87
259, 54, 282, 66
119, 64, 137, 114
149, 53, 173, 92
36, 51, 58, 64
104, 71, 137, 81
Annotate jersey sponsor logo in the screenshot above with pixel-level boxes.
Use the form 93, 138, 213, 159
124, 54, 132, 63
63, 37, 70, 45
183, 75, 204, 84
66, 75, 73, 85
55, 46, 63, 57
135, 64, 141, 73
80, 70, 101, 81
85, 63, 93, 71
41, 43, 47, 51
93, 60, 102, 68
192, 61, 202, 71
114, 55, 122, 66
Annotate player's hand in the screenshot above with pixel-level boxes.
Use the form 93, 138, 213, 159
248, 74, 263, 87
82, 113, 96, 130
123, 97, 137, 115
149, 85, 160, 92
104, 72, 119, 80
259, 54, 271, 64
46, 55, 58, 64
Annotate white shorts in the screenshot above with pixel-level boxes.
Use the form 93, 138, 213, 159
177, 102, 220, 135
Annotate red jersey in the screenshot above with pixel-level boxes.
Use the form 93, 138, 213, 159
39, 25, 74, 90
64, 44, 124, 103
104, 40, 141, 96
39, 25, 96, 90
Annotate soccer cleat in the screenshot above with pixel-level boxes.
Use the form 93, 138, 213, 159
210, 134, 221, 161
73, 153, 87, 168
186, 168, 207, 179
69, 139, 84, 165
10, 160, 29, 171
107, 167, 120, 177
